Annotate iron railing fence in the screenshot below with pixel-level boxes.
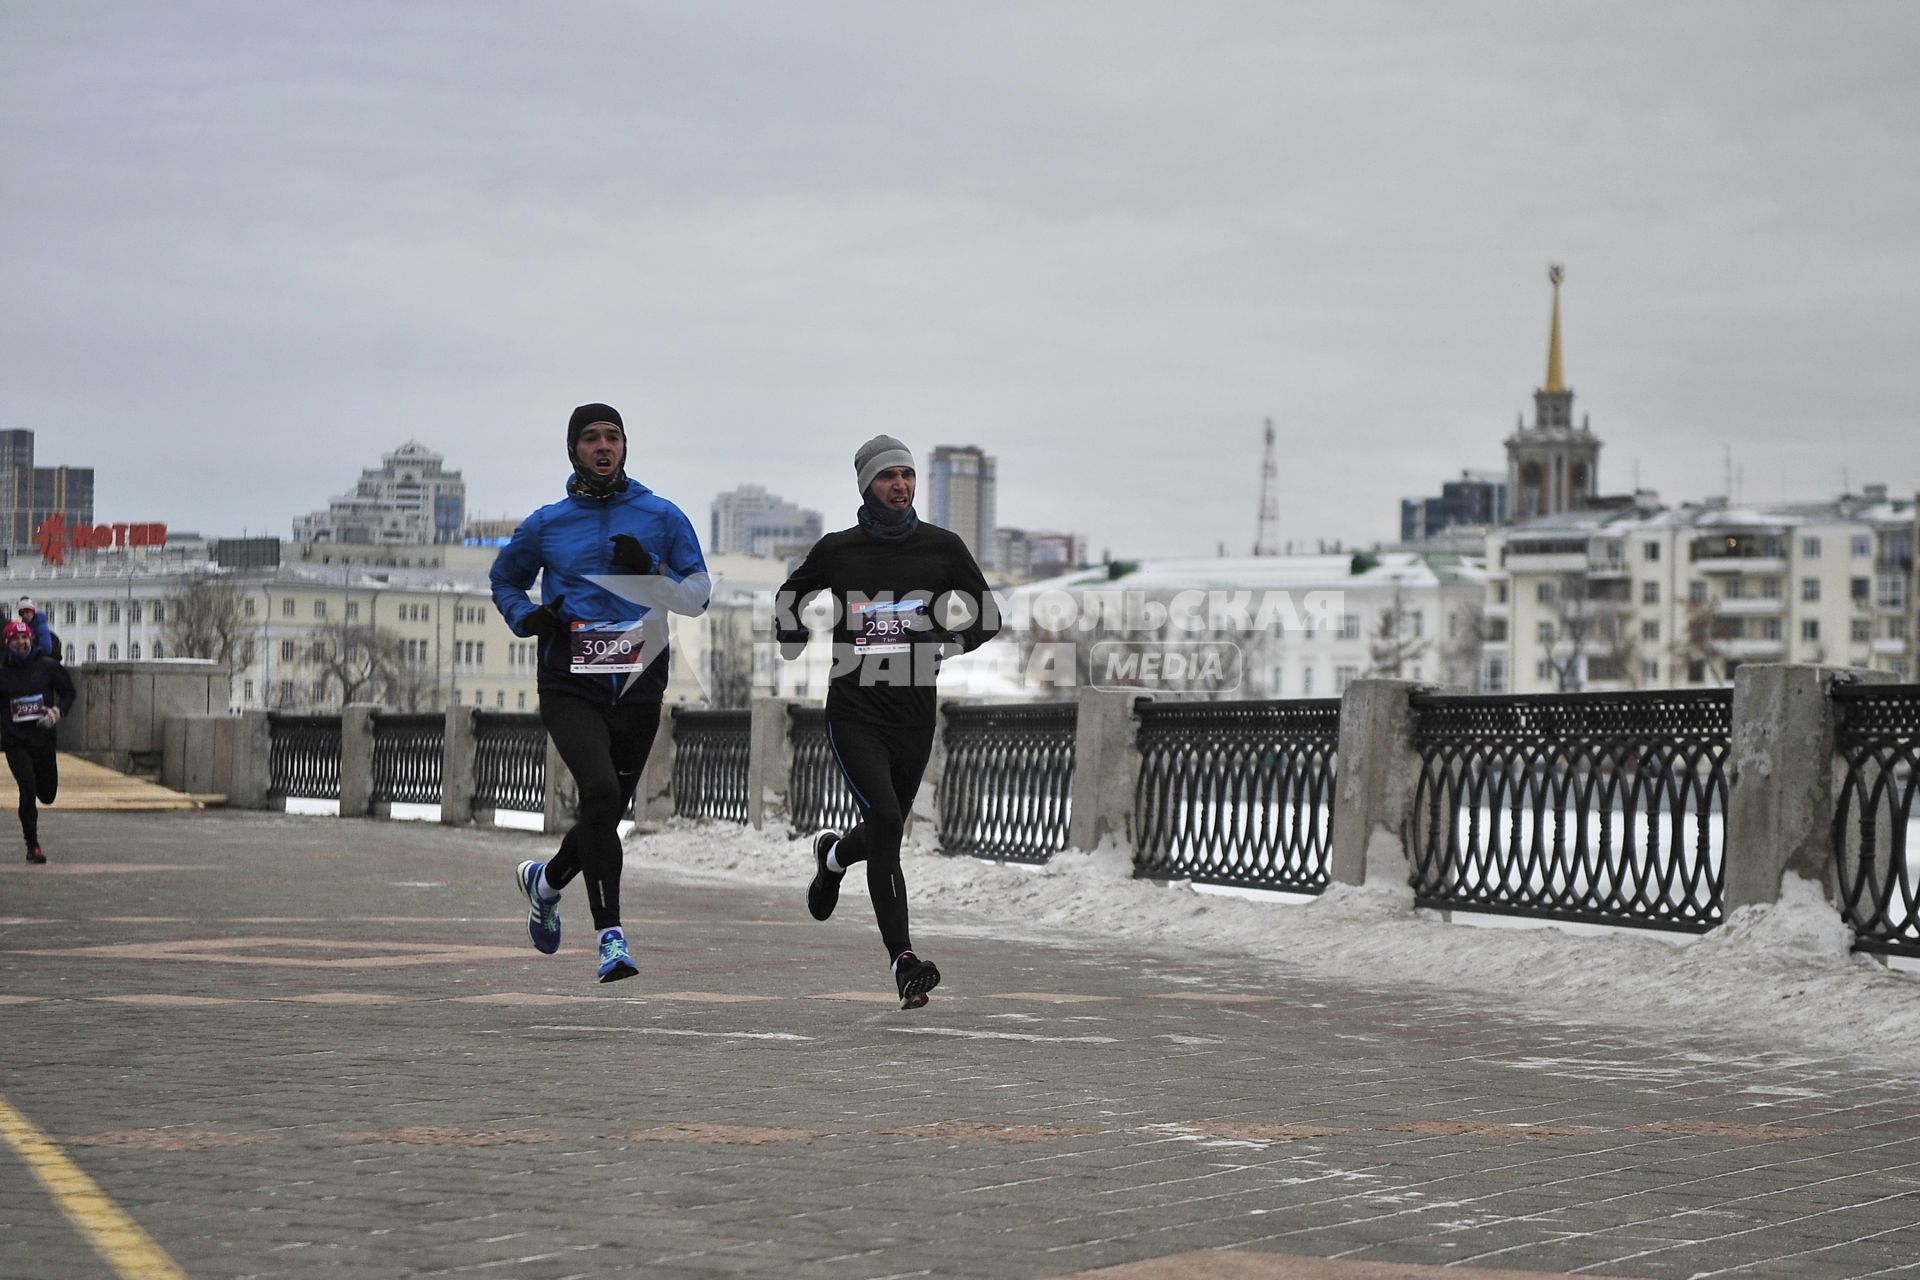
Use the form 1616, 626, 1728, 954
671, 707, 751, 824
787, 706, 861, 837
1132, 699, 1340, 893
1831, 682, 1920, 958
267, 713, 342, 802
474, 711, 546, 814
1406, 689, 1730, 933
370, 712, 444, 806
938, 702, 1077, 863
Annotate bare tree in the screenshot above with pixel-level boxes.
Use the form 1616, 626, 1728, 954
702, 604, 757, 709
1366, 584, 1432, 679
306, 621, 416, 707
161, 575, 255, 668
1669, 598, 1729, 686
1439, 600, 1485, 692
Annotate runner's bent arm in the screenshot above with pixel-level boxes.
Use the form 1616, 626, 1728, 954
774, 542, 832, 661
489, 513, 550, 635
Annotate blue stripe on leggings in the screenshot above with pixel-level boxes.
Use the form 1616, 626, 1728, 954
825, 722, 873, 811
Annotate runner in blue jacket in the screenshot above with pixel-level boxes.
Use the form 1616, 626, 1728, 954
490, 402, 710, 983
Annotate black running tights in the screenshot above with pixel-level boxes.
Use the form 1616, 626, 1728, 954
826, 718, 935, 961
539, 694, 661, 931
5, 739, 58, 850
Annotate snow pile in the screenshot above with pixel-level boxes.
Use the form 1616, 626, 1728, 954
626, 820, 1920, 1074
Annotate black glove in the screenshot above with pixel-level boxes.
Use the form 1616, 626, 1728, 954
525, 600, 566, 640
608, 534, 655, 575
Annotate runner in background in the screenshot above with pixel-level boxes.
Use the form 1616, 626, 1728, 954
1, 619, 75, 863
775, 435, 1000, 1008
490, 403, 710, 983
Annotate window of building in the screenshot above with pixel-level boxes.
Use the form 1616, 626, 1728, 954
1494, 582, 1509, 604
1891, 618, 1909, 640
1537, 581, 1556, 604
108, 643, 119, 660
281, 639, 295, 662
87, 643, 98, 661
282, 597, 295, 617
1760, 576, 1780, 599
1537, 660, 1552, 680
1852, 618, 1872, 643
1641, 620, 1660, 643
473, 642, 484, 666
496, 691, 505, 708
243, 680, 254, 703
1641, 659, 1659, 683
1759, 619, 1781, 641
86, 602, 99, 623
1801, 619, 1820, 642
244, 598, 256, 617
129, 643, 141, 660
1483, 656, 1506, 694
1853, 535, 1871, 558
1724, 577, 1745, 600
314, 599, 327, 618
346, 602, 359, 621
1334, 665, 1359, 694
1801, 578, 1820, 602
1689, 581, 1707, 604
129, 602, 142, 624
64, 603, 76, 625
152, 642, 164, 659
452, 688, 462, 705
152, 601, 164, 623
108, 602, 120, 623
1641, 581, 1659, 605
1339, 614, 1359, 641
279, 681, 295, 706
517, 691, 527, 710
1486, 619, 1507, 642
1688, 659, 1706, 683
1852, 577, 1871, 602
1802, 536, 1821, 558
1301, 667, 1314, 696
1643, 542, 1661, 562
1538, 621, 1555, 644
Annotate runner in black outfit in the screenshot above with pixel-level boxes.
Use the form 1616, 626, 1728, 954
1, 620, 75, 863
491, 403, 711, 983
775, 436, 1000, 1008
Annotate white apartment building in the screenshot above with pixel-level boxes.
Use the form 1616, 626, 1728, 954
708, 485, 822, 560
292, 441, 467, 546
1483, 489, 1917, 693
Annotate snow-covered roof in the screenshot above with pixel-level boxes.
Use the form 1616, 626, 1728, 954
1014, 551, 1484, 596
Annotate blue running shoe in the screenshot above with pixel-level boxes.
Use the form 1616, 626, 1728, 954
516, 860, 561, 955
596, 929, 638, 984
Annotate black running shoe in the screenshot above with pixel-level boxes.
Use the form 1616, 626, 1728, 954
807, 831, 842, 922
25, 846, 45, 865
893, 952, 941, 1010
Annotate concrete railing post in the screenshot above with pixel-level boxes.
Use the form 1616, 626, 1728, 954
747, 697, 796, 831
229, 711, 273, 809
441, 706, 477, 826
542, 732, 576, 836
634, 705, 677, 829
339, 704, 377, 819
1328, 678, 1427, 887
1725, 663, 1894, 911
1068, 691, 1147, 852
909, 701, 954, 844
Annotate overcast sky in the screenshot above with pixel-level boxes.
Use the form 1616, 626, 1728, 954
4, 2, 1916, 562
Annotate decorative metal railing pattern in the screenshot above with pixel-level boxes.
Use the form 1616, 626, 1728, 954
787, 706, 861, 837
473, 712, 546, 814
1133, 699, 1340, 892
268, 714, 342, 801
671, 708, 751, 824
370, 713, 444, 806
1831, 682, 1920, 958
1406, 690, 1730, 932
938, 703, 1076, 864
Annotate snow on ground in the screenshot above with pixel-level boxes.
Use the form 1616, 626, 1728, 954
625, 818, 1920, 1076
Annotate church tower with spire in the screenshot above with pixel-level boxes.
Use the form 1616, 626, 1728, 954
1505, 264, 1601, 520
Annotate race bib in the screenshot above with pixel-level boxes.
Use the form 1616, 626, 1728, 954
568, 620, 650, 675
853, 599, 927, 656
10, 694, 45, 725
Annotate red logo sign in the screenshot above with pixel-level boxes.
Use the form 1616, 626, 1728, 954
31, 514, 168, 567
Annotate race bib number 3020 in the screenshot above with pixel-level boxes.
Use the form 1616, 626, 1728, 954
569, 620, 650, 675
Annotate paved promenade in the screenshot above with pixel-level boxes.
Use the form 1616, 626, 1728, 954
3, 810, 1920, 1280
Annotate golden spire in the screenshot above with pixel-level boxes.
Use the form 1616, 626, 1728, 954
1544, 262, 1566, 393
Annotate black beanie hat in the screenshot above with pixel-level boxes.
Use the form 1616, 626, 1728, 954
567, 403, 624, 453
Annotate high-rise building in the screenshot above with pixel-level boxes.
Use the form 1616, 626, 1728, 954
1401, 472, 1510, 543
0, 429, 95, 551
293, 442, 466, 545
992, 528, 1080, 581
710, 484, 822, 559
927, 445, 997, 567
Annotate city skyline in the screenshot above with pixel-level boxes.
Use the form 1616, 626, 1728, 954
4, 5, 1917, 560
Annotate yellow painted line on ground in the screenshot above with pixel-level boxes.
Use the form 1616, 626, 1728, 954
0, 1092, 189, 1280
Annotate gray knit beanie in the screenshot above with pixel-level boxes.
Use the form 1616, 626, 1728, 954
854, 435, 914, 495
